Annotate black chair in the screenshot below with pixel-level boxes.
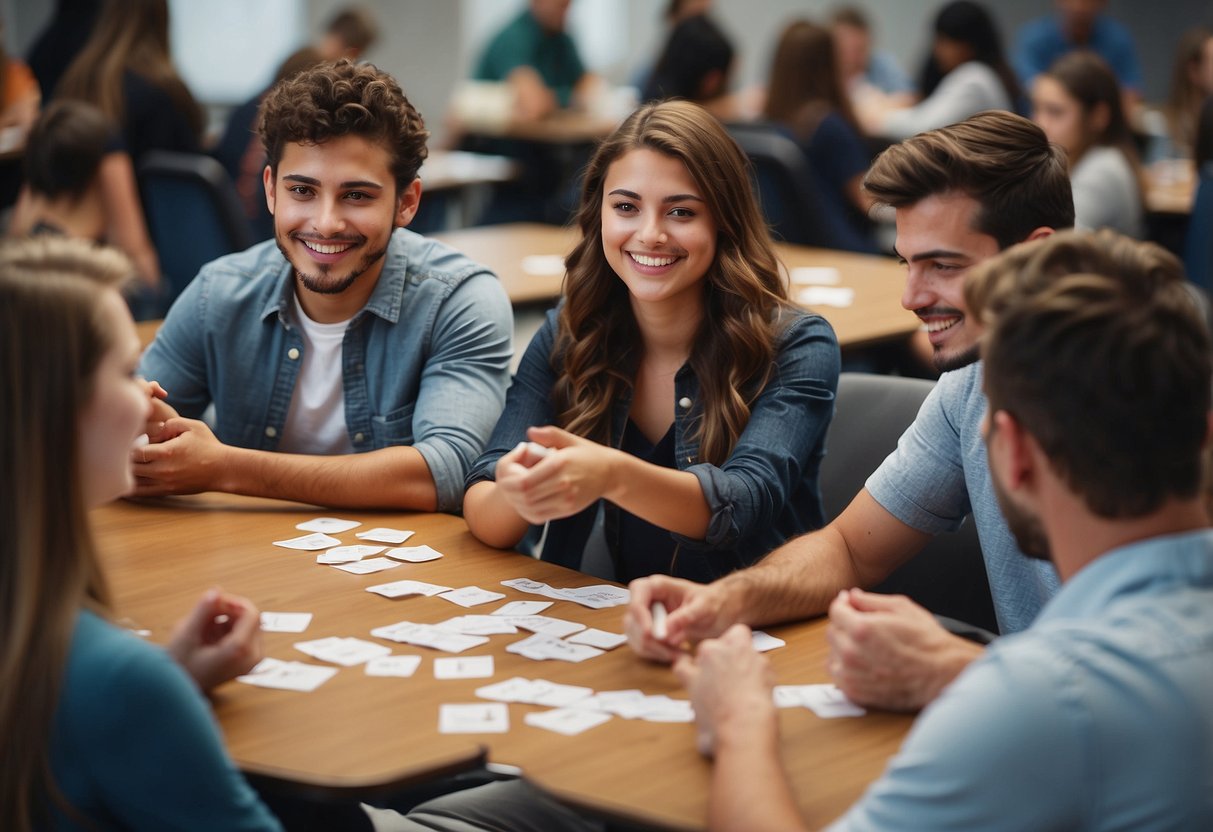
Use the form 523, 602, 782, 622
725, 120, 876, 254
139, 150, 252, 308
819, 372, 999, 634
1183, 161, 1213, 292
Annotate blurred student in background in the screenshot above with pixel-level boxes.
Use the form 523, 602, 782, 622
830, 6, 915, 109
315, 4, 378, 63
1032, 51, 1144, 238
642, 13, 737, 120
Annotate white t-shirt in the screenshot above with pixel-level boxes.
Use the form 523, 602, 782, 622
278, 294, 355, 455
1071, 145, 1145, 239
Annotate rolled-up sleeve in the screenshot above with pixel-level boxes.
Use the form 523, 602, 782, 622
412, 272, 513, 512
680, 313, 840, 550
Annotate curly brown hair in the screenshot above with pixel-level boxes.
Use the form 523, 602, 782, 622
554, 100, 792, 466
258, 59, 429, 192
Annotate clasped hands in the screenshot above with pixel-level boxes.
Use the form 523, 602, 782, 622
129, 380, 229, 496
494, 425, 620, 524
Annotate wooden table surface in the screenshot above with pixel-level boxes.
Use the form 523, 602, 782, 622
434, 223, 918, 350
94, 495, 912, 828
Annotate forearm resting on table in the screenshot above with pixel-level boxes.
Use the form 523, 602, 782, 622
710, 715, 807, 832
218, 445, 438, 510
464, 479, 532, 549
716, 489, 932, 629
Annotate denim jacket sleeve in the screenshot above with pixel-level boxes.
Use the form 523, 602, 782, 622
678, 312, 839, 551
137, 268, 217, 420
411, 271, 513, 512
465, 309, 560, 489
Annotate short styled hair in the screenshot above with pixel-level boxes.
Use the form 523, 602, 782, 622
23, 100, 111, 201
325, 6, 377, 52
864, 110, 1074, 249
968, 229, 1211, 518
258, 59, 428, 191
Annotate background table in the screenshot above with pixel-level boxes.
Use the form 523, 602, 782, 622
434, 223, 918, 350
94, 495, 912, 828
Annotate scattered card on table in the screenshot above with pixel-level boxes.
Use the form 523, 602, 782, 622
439, 586, 507, 608
365, 655, 422, 677
294, 636, 391, 666
237, 658, 337, 692
434, 655, 494, 679
260, 612, 313, 633
384, 545, 444, 563
553, 584, 630, 609
366, 579, 453, 599
439, 703, 509, 734
525, 707, 612, 736
751, 631, 786, 652
296, 517, 362, 534
356, 527, 415, 544
565, 628, 627, 650
331, 557, 402, 575
802, 684, 866, 718
273, 532, 341, 551
436, 615, 519, 635
316, 544, 384, 564
506, 615, 585, 638
490, 600, 552, 616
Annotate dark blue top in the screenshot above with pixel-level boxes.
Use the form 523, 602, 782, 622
616, 419, 679, 582
797, 112, 873, 246
466, 306, 840, 582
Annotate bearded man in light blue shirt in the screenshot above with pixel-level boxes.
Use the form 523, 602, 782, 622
676, 229, 1213, 830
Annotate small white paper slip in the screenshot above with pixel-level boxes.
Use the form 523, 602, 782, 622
565, 628, 627, 650
526, 707, 612, 736
751, 631, 787, 652
436, 615, 519, 636
316, 544, 385, 565
237, 658, 338, 692
365, 655, 423, 677
500, 577, 563, 599
638, 696, 695, 723
371, 621, 492, 654
797, 286, 855, 308
434, 655, 495, 680
490, 600, 553, 617
439, 586, 507, 608
296, 517, 362, 534
475, 676, 540, 703
294, 636, 392, 667
528, 680, 595, 708
331, 557, 402, 575
507, 633, 604, 663
439, 703, 509, 734
571, 690, 647, 717
273, 532, 342, 551
260, 611, 313, 633
356, 527, 415, 545
555, 584, 631, 609
507, 615, 586, 638
366, 579, 454, 599
773, 685, 811, 708
520, 253, 566, 275
801, 684, 866, 719
790, 266, 842, 286
384, 545, 444, 563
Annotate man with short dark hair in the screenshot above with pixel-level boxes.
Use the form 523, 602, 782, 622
135, 60, 512, 511
628, 111, 1075, 711
676, 229, 1213, 829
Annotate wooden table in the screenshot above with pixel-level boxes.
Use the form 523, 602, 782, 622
1144, 158, 1196, 216
434, 223, 918, 349
94, 495, 912, 828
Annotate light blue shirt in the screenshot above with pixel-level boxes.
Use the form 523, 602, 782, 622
830, 529, 1213, 830
865, 50, 914, 96
140, 228, 513, 512
1013, 14, 1143, 91
866, 362, 1060, 634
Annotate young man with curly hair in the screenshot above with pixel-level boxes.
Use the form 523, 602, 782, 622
136, 60, 512, 511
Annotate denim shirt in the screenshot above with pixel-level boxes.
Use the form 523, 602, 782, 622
465, 306, 840, 582
139, 228, 513, 512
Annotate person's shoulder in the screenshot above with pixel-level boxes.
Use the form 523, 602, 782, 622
1015, 14, 1060, 43
191, 239, 290, 301
775, 306, 838, 348
1092, 14, 1137, 48
65, 610, 195, 707
391, 228, 496, 287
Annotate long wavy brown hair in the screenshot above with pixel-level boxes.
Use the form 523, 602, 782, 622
554, 100, 792, 465
0, 238, 130, 830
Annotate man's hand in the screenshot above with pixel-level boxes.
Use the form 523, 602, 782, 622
130, 417, 230, 496
625, 574, 738, 663
167, 589, 262, 692
674, 624, 777, 757
827, 588, 984, 711
139, 379, 179, 441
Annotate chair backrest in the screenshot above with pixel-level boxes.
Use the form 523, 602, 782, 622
1183, 161, 1213, 292
725, 120, 875, 254
139, 150, 252, 307
820, 372, 999, 633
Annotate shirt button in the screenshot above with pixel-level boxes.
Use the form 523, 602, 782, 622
287, 348, 300, 360
678, 397, 693, 409
265, 426, 277, 438
354, 432, 365, 443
